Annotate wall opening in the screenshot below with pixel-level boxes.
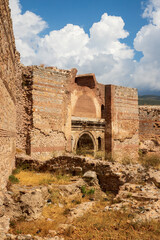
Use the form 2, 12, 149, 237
76, 133, 94, 156
101, 104, 105, 119
98, 137, 101, 151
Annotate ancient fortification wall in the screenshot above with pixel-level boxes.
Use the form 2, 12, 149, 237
26, 66, 77, 160
0, 0, 17, 192
0, 0, 158, 238
0, 0, 20, 236
139, 106, 160, 146
105, 85, 139, 161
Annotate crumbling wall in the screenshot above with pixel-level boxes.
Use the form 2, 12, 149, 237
139, 106, 160, 150
29, 66, 77, 160
0, 0, 20, 236
105, 85, 139, 161
16, 66, 33, 154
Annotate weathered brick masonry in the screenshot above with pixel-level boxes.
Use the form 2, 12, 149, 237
22, 66, 77, 160
139, 106, 160, 145
0, 0, 20, 236
0, 0, 159, 237
106, 85, 139, 160
19, 70, 139, 161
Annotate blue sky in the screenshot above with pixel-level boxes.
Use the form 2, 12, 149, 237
20, 0, 147, 52
9, 0, 160, 95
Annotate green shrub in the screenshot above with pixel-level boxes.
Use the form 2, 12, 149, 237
9, 175, 19, 184
81, 186, 95, 195
87, 188, 95, 195
81, 185, 86, 194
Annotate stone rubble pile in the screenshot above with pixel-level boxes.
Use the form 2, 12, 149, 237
105, 183, 160, 221
2, 156, 160, 239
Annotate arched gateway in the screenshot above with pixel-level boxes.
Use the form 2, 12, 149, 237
76, 132, 95, 156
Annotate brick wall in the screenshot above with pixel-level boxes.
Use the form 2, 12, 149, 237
0, 0, 18, 190
28, 66, 77, 160
0, 0, 20, 236
139, 106, 160, 145
105, 85, 139, 161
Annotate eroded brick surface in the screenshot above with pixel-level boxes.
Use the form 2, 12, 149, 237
105, 85, 139, 161
0, 0, 20, 236
139, 106, 160, 145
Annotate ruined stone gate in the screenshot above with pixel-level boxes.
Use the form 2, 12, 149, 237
0, 0, 160, 237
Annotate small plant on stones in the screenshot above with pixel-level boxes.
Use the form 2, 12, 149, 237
81, 186, 95, 196
9, 175, 19, 184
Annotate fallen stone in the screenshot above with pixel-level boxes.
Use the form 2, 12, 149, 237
67, 201, 95, 222
148, 169, 160, 188
4, 185, 49, 221
83, 171, 98, 186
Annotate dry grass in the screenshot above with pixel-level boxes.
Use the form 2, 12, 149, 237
14, 170, 72, 186
9, 193, 84, 237
9, 168, 160, 239
65, 202, 160, 240
9, 184, 160, 239
139, 154, 160, 169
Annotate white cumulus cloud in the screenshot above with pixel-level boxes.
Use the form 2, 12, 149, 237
133, 0, 160, 92
9, 0, 160, 93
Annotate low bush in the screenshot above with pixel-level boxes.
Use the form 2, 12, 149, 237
81, 186, 95, 196
9, 175, 19, 184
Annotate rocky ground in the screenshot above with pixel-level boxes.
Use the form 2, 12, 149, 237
3, 155, 160, 240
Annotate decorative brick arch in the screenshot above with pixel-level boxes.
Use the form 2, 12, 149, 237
75, 131, 97, 152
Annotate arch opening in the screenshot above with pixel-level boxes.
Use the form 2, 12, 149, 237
76, 133, 94, 156
98, 137, 101, 151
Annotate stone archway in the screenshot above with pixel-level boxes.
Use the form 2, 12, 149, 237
76, 132, 96, 156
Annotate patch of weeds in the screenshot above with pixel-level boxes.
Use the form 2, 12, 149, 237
81, 186, 86, 194
20, 163, 31, 171
16, 229, 22, 234
81, 186, 95, 195
9, 175, 19, 184
56, 174, 70, 181
39, 177, 55, 185
95, 151, 105, 160
122, 157, 132, 165
12, 168, 21, 175
87, 188, 95, 195
10, 220, 16, 228
105, 153, 115, 163
50, 190, 61, 204
139, 154, 160, 169
76, 147, 94, 157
